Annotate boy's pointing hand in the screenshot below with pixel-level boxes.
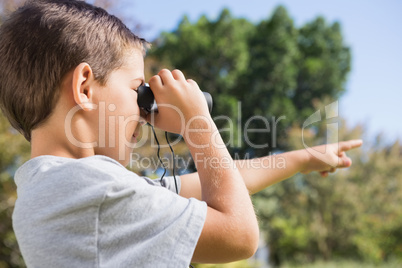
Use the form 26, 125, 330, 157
300, 139, 363, 177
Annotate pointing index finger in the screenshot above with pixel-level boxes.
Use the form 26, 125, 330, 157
339, 139, 363, 152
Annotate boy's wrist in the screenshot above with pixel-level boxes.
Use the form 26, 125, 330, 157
295, 148, 312, 173
183, 115, 216, 147
183, 116, 234, 170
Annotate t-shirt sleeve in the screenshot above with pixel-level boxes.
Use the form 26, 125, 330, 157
98, 174, 207, 267
141, 175, 182, 194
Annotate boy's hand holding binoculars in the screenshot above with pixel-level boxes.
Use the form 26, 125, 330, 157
144, 69, 212, 134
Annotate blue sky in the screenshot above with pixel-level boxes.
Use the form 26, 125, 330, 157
125, 0, 402, 143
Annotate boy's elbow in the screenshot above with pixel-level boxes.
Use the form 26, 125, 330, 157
249, 230, 260, 257
232, 220, 259, 260
193, 209, 259, 263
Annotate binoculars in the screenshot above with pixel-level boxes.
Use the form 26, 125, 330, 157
137, 84, 213, 114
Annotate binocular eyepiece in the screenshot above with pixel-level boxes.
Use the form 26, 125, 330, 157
137, 84, 213, 114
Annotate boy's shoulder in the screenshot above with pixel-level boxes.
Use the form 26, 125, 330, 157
14, 155, 164, 204
15, 155, 131, 186
14, 155, 179, 196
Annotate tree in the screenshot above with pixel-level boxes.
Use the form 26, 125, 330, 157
294, 17, 351, 120
149, 9, 255, 148
150, 6, 351, 158
236, 6, 299, 155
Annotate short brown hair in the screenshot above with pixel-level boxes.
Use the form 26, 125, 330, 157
0, 0, 147, 141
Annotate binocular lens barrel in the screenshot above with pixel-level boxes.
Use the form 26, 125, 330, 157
137, 85, 213, 114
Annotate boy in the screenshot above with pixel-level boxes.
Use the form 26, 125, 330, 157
0, 0, 362, 267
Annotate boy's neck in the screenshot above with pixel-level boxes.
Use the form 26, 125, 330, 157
30, 101, 97, 159
31, 127, 95, 159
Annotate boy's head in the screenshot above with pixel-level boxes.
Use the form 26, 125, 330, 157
0, 0, 147, 141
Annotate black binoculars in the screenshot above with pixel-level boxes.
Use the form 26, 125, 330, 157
137, 84, 213, 114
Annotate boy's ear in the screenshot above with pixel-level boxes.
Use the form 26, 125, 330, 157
72, 63, 96, 111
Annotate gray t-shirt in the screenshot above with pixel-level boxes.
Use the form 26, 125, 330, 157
13, 155, 207, 268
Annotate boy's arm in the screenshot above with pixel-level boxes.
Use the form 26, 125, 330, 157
180, 140, 363, 200
147, 70, 259, 263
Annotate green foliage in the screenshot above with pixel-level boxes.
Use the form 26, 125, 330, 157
152, 9, 254, 138
255, 120, 402, 265
0, 112, 30, 268
150, 6, 351, 156
349, 140, 402, 262
294, 18, 351, 120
